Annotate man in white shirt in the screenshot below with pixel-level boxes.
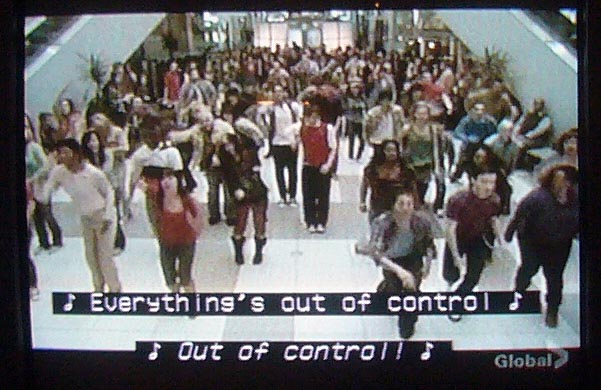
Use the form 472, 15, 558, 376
41, 139, 121, 293
264, 85, 302, 206
365, 89, 406, 156
127, 113, 185, 235
195, 107, 238, 225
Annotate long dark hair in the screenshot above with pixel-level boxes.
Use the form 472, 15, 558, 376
367, 139, 403, 168
464, 143, 502, 179
81, 130, 106, 167
157, 170, 197, 216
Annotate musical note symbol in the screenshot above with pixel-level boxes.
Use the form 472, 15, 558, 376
148, 342, 161, 361
509, 292, 523, 311
420, 341, 434, 361
63, 293, 76, 312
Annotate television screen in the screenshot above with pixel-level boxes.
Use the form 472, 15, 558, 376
6, 0, 598, 387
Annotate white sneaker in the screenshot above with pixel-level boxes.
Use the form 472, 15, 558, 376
288, 198, 298, 208
308, 225, 317, 233
277, 200, 287, 208
315, 224, 326, 234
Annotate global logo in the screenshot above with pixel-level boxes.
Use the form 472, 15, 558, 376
494, 350, 568, 369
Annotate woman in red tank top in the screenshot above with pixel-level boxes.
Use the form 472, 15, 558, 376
300, 101, 337, 233
156, 170, 202, 293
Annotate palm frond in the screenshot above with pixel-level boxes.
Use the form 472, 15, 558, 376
78, 52, 109, 93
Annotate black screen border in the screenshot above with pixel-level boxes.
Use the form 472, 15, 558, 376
3, 0, 599, 387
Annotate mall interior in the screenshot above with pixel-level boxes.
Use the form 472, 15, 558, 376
24, 9, 579, 351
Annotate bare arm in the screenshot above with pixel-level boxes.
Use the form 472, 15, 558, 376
322, 124, 338, 172
491, 216, 506, 245
185, 198, 203, 236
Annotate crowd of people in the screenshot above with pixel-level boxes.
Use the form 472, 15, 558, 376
25, 40, 578, 339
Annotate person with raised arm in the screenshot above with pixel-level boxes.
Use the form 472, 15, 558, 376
41, 139, 121, 293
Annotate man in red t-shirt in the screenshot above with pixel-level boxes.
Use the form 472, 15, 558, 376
443, 167, 505, 321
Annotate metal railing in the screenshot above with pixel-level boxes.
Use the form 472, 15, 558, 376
523, 10, 577, 56
25, 16, 80, 67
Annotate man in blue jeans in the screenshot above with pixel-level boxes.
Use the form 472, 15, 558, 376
451, 102, 497, 182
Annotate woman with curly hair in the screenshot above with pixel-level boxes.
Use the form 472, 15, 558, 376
359, 139, 417, 223
505, 164, 578, 328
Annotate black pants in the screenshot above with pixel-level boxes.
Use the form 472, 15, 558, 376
347, 122, 365, 160
416, 175, 446, 211
176, 141, 198, 193
443, 234, 493, 294
159, 242, 196, 287
27, 228, 37, 288
497, 176, 512, 215
33, 201, 62, 249
114, 192, 126, 250
514, 237, 572, 311
378, 252, 423, 337
272, 145, 298, 201
301, 165, 331, 226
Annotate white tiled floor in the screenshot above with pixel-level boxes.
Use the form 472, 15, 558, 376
29, 138, 580, 351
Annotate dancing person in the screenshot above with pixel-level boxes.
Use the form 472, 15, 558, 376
41, 139, 121, 293
152, 169, 202, 292
81, 130, 127, 252
461, 143, 513, 215
442, 166, 505, 321
300, 99, 338, 234
358, 189, 436, 339
451, 102, 497, 182
365, 89, 406, 155
264, 84, 302, 206
359, 139, 417, 223
533, 127, 578, 178
505, 164, 578, 328
343, 81, 367, 160
26, 114, 63, 252
400, 101, 450, 211
220, 134, 269, 265
509, 97, 552, 170
127, 113, 185, 236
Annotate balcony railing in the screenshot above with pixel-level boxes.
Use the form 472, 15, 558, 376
25, 16, 80, 68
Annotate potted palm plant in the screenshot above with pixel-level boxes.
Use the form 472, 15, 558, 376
78, 52, 110, 122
